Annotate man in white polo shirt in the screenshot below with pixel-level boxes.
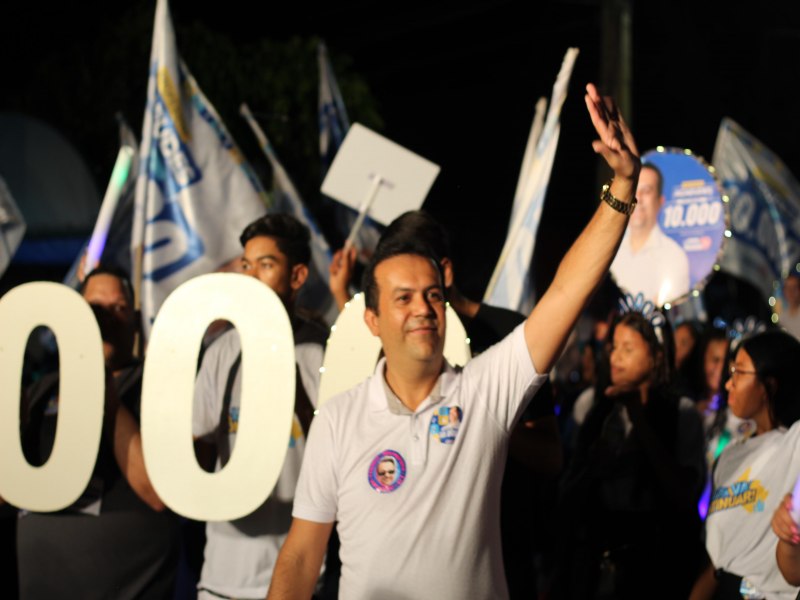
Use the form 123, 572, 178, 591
267, 83, 642, 600
610, 162, 690, 304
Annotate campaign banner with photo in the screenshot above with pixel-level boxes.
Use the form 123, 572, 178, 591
610, 147, 728, 306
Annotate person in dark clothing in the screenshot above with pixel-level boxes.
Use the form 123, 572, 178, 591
16, 266, 179, 600
555, 309, 705, 599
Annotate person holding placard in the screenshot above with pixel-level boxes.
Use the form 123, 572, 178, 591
610, 163, 690, 305
689, 330, 800, 600
17, 266, 180, 600
266, 83, 640, 600
192, 214, 328, 600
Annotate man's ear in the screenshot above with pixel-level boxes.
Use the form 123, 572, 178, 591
364, 307, 380, 337
441, 258, 454, 289
290, 264, 309, 292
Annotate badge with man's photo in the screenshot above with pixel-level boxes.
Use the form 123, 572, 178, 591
429, 405, 463, 444
368, 450, 406, 493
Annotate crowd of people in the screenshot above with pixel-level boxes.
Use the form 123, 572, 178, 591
5, 84, 800, 600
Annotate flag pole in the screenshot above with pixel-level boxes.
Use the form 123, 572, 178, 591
344, 175, 383, 249
85, 146, 135, 272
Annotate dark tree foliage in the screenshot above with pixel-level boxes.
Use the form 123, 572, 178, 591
0, 1, 382, 228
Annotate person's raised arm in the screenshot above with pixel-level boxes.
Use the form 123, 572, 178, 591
266, 518, 333, 600
525, 84, 640, 374
105, 371, 165, 511
329, 246, 357, 312
773, 492, 800, 585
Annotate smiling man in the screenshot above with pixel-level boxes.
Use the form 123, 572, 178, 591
610, 162, 690, 304
267, 84, 641, 600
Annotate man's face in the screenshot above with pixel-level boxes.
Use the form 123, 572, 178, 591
784, 276, 800, 309
364, 254, 446, 367
241, 235, 303, 305
377, 459, 396, 486
629, 166, 664, 233
82, 274, 136, 367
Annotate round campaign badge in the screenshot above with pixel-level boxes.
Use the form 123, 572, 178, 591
429, 405, 463, 444
610, 147, 728, 307
368, 450, 406, 493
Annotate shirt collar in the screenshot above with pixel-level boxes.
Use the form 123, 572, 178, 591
369, 357, 459, 413
624, 225, 663, 254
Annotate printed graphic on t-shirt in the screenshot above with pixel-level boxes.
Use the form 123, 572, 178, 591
288, 417, 303, 448
429, 406, 462, 444
229, 407, 303, 448
368, 450, 407, 493
228, 406, 239, 434
708, 468, 769, 515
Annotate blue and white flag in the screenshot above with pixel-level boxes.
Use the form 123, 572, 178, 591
484, 48, 579, 313
132, 0, 267, 336
240, 103, 336, 324
712, 118, 800, 300
318, 42, 382, 258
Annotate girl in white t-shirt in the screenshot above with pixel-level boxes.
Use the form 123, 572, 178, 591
690, 330, 800, 600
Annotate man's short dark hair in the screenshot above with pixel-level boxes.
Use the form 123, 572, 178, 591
381, 210, 451, 263
362, 232, 444, 313
81, 264, 134, 304
239, 213, 311, 267
642, 162, 664, 197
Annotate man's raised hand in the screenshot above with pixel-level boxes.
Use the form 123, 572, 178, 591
585, 83, 640, 182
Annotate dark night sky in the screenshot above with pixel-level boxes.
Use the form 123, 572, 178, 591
2, 0, 800, 304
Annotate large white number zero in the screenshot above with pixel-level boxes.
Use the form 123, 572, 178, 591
0, 283, 105, 511
141, 274, 295, 521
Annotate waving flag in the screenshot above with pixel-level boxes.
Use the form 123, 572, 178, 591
240, 103, 336, 323
132, 0, 267, 336
712, 118, 800, 300
318, 42, 382, 258
484, 48, 579, 313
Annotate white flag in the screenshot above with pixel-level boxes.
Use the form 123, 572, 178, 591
132, 0, 267, 335
240, 103, 336, 324
712, 118, 800, 299
484, 48, 579, 313
318, 42, 383, 259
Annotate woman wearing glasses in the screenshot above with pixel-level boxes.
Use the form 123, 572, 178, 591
690, 330, 800, 600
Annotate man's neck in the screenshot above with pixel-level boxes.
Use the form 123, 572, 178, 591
628, 226, 654, 253
383, 356, 443, 412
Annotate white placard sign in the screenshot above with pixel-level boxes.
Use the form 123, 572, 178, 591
141, 274, 295, 521
318, 293, 471, 406
320, 123, 440, 226
0, 283, 105, 511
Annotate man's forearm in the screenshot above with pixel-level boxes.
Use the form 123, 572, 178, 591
266, 547, 321, 600
526, 177, 634, 373
267, 518, 333, 600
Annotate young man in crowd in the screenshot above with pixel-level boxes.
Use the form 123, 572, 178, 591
192, 214, 328, 600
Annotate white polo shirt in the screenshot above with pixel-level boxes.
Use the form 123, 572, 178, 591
706, 421, 800, 599
293, 324, 547, 600
610, 226, 690, 303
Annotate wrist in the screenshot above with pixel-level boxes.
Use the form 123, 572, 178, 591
608, 177, 637, 204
